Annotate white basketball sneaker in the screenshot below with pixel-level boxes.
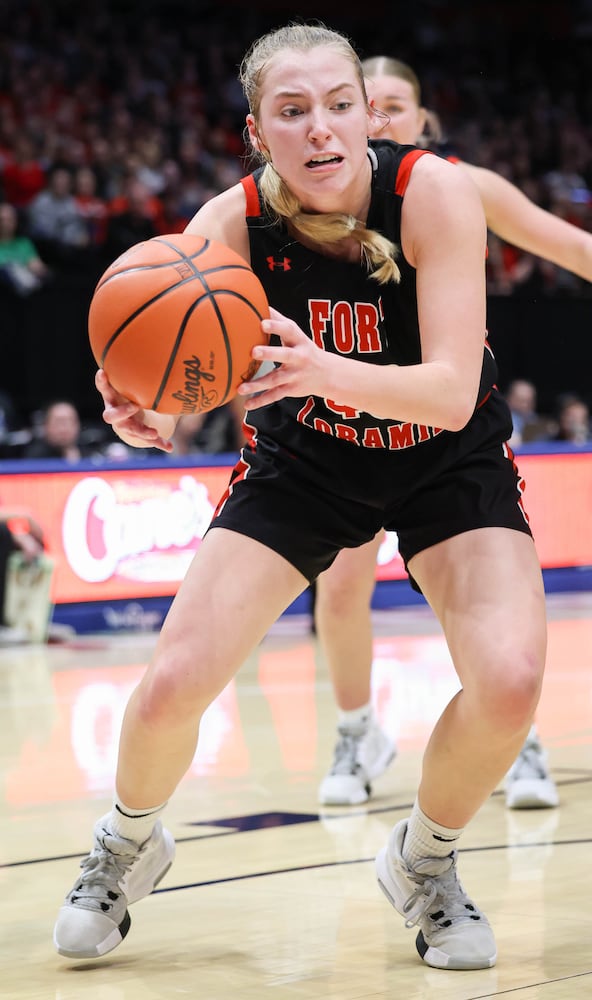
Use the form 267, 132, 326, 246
318, 716, 396, 805
54, 814, 175, 959
375, 819, 497, 970
505, 726, 559, 809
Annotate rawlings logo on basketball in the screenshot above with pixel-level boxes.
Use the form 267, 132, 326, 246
171, 355, 219, 412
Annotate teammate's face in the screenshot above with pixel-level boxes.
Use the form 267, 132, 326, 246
366, 74, 427, 145
248, 48, 376, 217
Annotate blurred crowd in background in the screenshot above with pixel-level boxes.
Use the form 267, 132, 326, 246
0, 0, 591, 458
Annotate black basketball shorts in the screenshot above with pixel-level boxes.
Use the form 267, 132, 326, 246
208, 425, 532, 587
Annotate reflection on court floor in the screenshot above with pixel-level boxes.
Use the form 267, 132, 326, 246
1, 594, 591, 999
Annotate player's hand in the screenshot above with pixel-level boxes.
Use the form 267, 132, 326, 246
95, 370, 176, 452
236, 308, 331, 408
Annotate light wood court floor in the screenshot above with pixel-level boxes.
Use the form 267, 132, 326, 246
1, 592, 591, 999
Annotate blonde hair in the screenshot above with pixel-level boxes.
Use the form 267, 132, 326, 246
361, 55, 443, 147
239, 23, 400, 285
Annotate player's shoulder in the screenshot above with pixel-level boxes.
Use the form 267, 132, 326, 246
185, 183, 248, 256
406, 147, 481, 202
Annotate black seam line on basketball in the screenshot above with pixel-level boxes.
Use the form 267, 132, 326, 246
153, 235, 212, 263
98, 270, 263, 367
151, 236, 260, 278
98, 262, 256, 294
151, 289, 267, 412
98, 273, 209, 364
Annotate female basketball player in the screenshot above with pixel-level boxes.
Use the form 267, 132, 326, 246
315, 54, 591, 810
54, 23, 547, 971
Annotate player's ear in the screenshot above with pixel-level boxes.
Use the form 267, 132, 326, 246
247, 115, 266, 155
367, 103, 384, 139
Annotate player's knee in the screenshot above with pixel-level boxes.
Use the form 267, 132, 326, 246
135, 647, 218, 726
481, 650, 543, 731
316, 573, 371, 621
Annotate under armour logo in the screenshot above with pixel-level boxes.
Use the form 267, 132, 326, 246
266, 256, 291, 272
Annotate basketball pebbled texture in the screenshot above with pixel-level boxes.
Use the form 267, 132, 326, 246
88, 233, 270, 414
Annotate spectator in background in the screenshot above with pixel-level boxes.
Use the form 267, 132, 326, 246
0, 388, 29, 458
26, 166, 89, 264
504, 379, 554, 448
553, 394, 591, 445
0, 134, 46, 211
0, 201, 49, 295
103, 179, 159, 261
23, 400, 97, 463
73, 166, 108, 248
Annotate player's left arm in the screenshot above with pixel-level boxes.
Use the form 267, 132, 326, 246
461, 161, 592, 282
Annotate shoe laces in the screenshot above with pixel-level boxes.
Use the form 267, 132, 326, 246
401, 855, 482, 930
66, 833, 139, 914
329, 724, 367, 777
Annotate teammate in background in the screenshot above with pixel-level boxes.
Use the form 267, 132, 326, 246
315, 54, 592, 811
54, 23, 547, 970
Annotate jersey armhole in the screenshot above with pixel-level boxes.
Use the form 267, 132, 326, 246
240, 175, 263, 219
395, 148, 432, 196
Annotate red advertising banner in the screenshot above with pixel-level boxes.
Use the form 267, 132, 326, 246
0, 464, 232, 603
1, 449, 591, 605
377, 450, 592, 579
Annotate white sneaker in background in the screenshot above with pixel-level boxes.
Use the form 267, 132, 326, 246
318, 717, 396, 805
505, 726, 559, 809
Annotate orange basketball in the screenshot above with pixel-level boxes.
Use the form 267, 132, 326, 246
88, 233, 270, 414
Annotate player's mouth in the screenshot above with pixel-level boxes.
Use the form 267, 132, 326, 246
305, 154, 343, 169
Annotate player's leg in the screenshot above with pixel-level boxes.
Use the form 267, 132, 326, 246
54, 527, 308, 960
376, 527, 546, 969
315, 534, 396, 805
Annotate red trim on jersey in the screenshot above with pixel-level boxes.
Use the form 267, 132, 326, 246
395, 148, 430, 196
212, 419, 258, 520
212, 453, 250, 520
502, 441, 530, 525
447, 155, 461, 164
241, 175, 262, 218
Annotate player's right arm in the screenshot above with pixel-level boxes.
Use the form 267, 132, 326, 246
96, 185, 252, 452
460, 161, 592, 282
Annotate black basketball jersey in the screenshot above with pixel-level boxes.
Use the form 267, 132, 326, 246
240, 138, 497, 464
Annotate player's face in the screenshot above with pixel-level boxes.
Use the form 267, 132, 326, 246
366, 74, 426, 145
249, 48, 375, 216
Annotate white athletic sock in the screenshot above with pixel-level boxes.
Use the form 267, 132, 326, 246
402, 799, 464, 869
338, 702, 373, 729
108, 796, 167, 846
